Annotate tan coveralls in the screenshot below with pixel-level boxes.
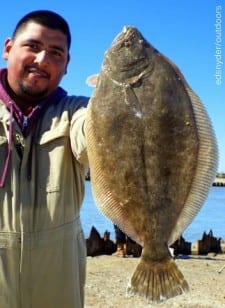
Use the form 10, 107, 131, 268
0, 95, 88, 308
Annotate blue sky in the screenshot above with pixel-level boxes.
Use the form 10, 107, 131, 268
1, 1, 224, 171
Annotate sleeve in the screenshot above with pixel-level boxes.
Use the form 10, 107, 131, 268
70, 106, 89, 166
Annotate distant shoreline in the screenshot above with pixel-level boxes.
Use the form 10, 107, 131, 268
213, 177, 225, 187
86, 176, 225, 187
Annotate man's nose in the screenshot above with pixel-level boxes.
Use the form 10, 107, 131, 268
35, 50, 50, 65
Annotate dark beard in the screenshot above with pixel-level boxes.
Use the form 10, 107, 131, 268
19, 83, 48, 100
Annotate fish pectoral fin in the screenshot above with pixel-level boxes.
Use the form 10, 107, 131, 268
127, 257, 189, 302
86, 74, 99, 87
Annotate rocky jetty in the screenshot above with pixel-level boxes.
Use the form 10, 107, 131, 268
86, 227, 224, 257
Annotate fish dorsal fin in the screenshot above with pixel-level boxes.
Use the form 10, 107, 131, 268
168, 85, 218, 244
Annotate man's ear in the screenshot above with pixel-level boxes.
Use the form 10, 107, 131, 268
64, 54, 70, 75
3, 38, 13, 60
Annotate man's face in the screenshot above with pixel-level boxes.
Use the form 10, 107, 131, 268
3, 22, 70, 102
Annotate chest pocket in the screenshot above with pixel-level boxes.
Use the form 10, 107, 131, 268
35, 122, 71, 192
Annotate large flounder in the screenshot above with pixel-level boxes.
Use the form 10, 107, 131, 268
85, 26, 218, 302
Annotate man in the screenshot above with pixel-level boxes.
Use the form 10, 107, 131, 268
113, 224, 127, 257
0, 10, 89, 307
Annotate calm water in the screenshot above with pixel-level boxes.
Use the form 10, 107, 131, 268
80, 182, 225, 243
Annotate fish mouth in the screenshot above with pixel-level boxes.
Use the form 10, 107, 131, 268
123, 56, 148, 69
104, 26, 150, 77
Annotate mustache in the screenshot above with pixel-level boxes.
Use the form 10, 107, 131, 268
24, 65, 50, 79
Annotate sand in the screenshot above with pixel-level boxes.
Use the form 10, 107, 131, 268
84, 253, 225, 307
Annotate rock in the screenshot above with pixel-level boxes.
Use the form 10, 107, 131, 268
103, 231, 117, 255
86, 226, 105, 256
170, 235, 191, 256
191, 230, 221, 255
126, 237, 142, 257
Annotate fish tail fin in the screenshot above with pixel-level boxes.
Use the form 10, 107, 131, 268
127, 257, 189, 302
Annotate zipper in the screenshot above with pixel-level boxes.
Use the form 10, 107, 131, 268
22, 116, 28, 130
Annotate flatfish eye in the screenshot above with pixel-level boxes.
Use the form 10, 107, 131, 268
124, 39, 132, 47
124, 33, 139, 47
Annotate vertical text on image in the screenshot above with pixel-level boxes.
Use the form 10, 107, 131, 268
214, 5, 222, 86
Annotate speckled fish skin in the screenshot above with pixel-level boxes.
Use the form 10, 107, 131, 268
85, 26, 218, 302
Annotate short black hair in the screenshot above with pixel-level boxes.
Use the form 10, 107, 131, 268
12, 10, 71, 50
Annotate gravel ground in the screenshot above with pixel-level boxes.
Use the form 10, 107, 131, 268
84, 253, 225, 307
